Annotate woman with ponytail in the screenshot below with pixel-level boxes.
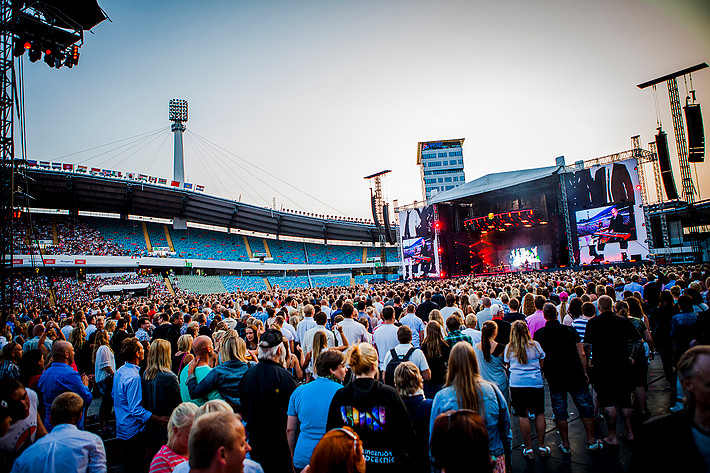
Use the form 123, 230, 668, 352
474, 321, 509, 401
326, 343, 415, 473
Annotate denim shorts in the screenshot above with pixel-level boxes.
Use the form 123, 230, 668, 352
549, 386, 595, 421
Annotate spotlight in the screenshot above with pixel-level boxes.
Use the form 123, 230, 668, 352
28, 45, 41, 62
635, 184, 642, 190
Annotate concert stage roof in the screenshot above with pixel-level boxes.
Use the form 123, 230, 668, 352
428, 164, 561, 204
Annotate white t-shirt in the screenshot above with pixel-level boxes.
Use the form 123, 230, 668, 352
302, 326, 336, 354
441, 306, 464, 321
373, 324, 399, 370
381, 344, 430, 374
338, 318, 369, 346
504, 342, 545, 388
0, 388, 39, 454
461, 328, 482, 345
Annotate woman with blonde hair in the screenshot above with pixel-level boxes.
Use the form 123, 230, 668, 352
69, 324, 92, 375
429, 342, 511, 472
185, 334, 253, 410
428, 309, 446, 334
326, 343, 416, 472
149, 402, 198, 473
143, 339, 181, 450
93, 330, 114, 434
172, 334, 194, 376
504, 320, 547, 458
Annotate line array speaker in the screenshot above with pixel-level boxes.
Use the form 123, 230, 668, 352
685, 103, 705, 163
655, 129, 679, 200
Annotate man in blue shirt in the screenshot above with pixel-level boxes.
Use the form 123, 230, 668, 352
113, 337, 168, 471
37, 341, 92, 431
623, 274, 644, 298
10, 392, 106, 473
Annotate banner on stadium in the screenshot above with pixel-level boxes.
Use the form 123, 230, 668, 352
564, 158, 649, 264
398, 205, 440, 279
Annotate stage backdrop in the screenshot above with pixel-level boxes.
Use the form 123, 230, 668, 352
399, 206, 440, 279
564, 158, 649, 264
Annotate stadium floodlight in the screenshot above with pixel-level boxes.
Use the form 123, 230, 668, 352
169, 99, 188, 122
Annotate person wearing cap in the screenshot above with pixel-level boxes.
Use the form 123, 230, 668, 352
238, 329, 297, 473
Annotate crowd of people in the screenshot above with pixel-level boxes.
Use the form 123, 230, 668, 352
13, 216, 138, 257
0, 264, 708, 472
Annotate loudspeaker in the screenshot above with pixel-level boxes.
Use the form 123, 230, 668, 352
631, 254, 642, 262
655, 130, 679, 200
370, 194, 380, 228
685, 103, 705, 163
382, 204, 395, 244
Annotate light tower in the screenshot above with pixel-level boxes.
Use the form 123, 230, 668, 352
169, 99, 188, 183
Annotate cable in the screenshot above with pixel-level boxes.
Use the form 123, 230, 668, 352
652, 84, 662, 128
185, 136, 237, 201
49, 127, 168, 161
93, 130, 167, 168
142, 132, 171, 174
188, 129, 349, 216
104, 128, 170, 170
188, 131, 304, 210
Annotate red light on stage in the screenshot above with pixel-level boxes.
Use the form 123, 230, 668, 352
438, 247, 443, 254
440, 272, 445, 278
23, 42, 31, 50
434, 222, 441, 230
635, 184, 642, 190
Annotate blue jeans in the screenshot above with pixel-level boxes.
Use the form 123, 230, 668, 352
549, 385, 594, 421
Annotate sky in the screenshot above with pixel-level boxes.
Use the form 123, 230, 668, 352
19, 0, 710, 220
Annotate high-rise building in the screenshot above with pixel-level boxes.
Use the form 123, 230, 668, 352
417, 138, 466, 201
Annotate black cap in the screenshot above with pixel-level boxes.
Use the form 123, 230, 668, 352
259, 329, 283, 349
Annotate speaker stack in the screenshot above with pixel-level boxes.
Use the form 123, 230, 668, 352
655, 129, 679, 200
685, 103, 705, 163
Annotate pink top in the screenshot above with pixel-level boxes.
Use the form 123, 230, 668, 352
149, 445, 188, 473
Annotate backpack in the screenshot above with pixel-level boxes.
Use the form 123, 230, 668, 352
384, 347, 417, 386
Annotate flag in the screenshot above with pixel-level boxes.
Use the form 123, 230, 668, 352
77, 165, 87, 172
183, 183, 193, 190
158, 178, 167, 185
102, 169, 111, 176
40, 161, 50, 167
27, 160, 37, 167
171, 180, 180, 187
51, 162, 61, 169
149, 176, 157, 183
127, 173, 135, 179
91, 167, 101, 173
138, 174, 148, 181
195, 184, 205, 192
116, 171, 122, 177
63, 163, 73, 171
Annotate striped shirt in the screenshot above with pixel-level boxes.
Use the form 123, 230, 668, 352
149, 445, 188, 473
572, 317, 591, 342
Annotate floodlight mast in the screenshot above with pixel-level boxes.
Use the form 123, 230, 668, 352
169, 99, 188, 183
364, 170, 391, 280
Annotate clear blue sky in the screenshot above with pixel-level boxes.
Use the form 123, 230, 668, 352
19, 0, 710, 218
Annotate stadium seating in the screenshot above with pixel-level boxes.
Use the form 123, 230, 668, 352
87, 217, 146, 255
306, 243, 362, 265
266, 239, 307, 264
247, 237, 267, 257
173, 275, 227, 294
220, 275, 268, 292
310, 274, 351, 287
170, 229, 250, 261
267, 275, 311, 290
146, 223, 169, 250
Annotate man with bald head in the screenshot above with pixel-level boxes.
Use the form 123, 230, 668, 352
37, 340, 92, 431
180, 335, 220, 405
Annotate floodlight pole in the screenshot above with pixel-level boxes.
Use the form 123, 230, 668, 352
364, 170, 391, 280
169, 99, 188, 183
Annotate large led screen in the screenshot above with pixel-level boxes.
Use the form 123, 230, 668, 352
565, 159, 648, 264
398, 207, 440, 279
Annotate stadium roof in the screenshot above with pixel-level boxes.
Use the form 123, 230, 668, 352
428, 164, 562, 205
23, 169, 394, 244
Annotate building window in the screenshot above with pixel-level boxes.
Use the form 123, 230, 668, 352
438, 152, 447, 158
423, 153, 436, 160
442, 160, 448, 166
453, 176, 458, 182
445, 177, 452, 182
438, 178, 443, 183
449, 151, 462, 157
458, 159, 463, 164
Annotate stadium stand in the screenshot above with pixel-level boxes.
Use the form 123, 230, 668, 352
220, 275, 269, 292
170, 228, 250, 261
306, 243, 362, 265
265, 239, 307, 264
88, 217, 147, 255
146, 222, 169, 251
247, 236, 267, 257
267, 275, 311, 290
173, 275, 227, 294
310, 274, 351, 287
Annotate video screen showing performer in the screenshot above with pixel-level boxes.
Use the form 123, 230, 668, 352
576, 203, 636, 263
